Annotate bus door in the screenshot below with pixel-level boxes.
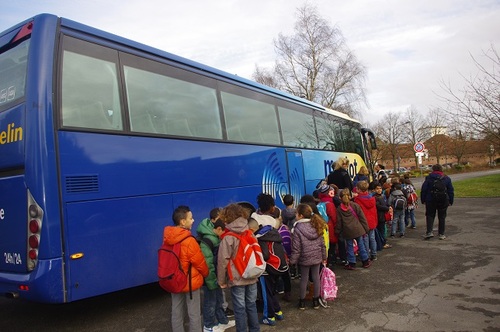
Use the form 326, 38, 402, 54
285, 150, 306, 202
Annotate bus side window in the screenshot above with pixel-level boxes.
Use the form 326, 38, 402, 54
63, 101, 113, 130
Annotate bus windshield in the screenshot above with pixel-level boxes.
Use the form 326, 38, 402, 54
0, 39, 29, 107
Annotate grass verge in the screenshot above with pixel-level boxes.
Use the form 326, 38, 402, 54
453, 174, 500, 197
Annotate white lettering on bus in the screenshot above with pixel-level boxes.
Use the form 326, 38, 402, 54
0, 123, 23, 144
4, 252, 22, 265
0, 208, 4, 220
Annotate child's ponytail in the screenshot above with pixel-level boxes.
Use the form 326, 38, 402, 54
340, 188, 352, 206
296, 203, 326, 236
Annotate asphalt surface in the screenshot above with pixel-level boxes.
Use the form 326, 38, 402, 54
262, 196, 500, 332
0, 170, 499, 331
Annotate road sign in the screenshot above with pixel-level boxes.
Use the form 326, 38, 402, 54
414, 142, 425, 153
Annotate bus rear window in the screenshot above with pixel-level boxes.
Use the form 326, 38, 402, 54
0, 39, 29, 107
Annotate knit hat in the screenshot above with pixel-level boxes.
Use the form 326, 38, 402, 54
319, 184, 331, 193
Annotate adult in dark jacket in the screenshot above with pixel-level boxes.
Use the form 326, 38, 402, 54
327, 157, 353, 192
420, 164, 454, 240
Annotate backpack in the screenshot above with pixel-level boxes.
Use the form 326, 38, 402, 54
431, 176, 449, 206
158, 236, 192, 294
404, 184, 418, 205
407, 192, 418, 205
320, 266, 338, 301
264, 241, 289, 275
222, 230, 265, 280
392, 194, 406, 211
317, 202, 329, 222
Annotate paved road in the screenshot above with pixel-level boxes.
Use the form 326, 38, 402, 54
411, 168, 500, 189
0, 171, 499, 331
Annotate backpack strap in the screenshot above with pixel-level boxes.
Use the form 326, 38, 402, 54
221, 231, 241, 281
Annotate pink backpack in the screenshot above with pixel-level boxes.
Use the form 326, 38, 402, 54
320, 265, 338, 301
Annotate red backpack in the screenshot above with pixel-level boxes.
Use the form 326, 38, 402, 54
222, 230, 265, 280
158, 236, 192, 294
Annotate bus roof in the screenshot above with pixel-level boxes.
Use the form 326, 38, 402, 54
5, 13, 358, 122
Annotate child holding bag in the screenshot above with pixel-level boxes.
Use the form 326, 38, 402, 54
335, 189, 372, 270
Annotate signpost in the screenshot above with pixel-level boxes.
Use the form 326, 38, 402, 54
414, 142, 425, 176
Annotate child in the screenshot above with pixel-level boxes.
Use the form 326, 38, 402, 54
373, 182, 392, 249
353, 166, 370, 187
289, 203, 327, 310
276, 218, 292, 301
281, 194, 297, 227
217, 204, 260, 332
200, 207, 234, 319
163, 205, 209, 332
196, 217, 235, 332
252, 193, 279, 228
251, 219, 287, 326
388, 183, 407, 238
402, 178, 417, 229
335, 189, 372, 270
317, 184, 338, 268
353, 181, 378, 261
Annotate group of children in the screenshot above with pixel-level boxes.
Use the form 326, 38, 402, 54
163, 175, 417, 332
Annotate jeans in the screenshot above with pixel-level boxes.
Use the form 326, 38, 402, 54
391, 210, 405, 236
202, 285, 228, 328
362, 230, 377, 257
346, 236, 369, 264
171, 288, 201, 332
230, 283, 260, 332
405, 208, 416, 227
425, 201, 448, 235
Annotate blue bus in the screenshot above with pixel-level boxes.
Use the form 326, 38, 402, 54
0, 14, 377, 303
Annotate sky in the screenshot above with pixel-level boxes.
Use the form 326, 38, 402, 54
1, 0, 499, 125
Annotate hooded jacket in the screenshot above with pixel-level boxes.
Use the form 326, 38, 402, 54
374, 193, 390, 227
335, 202, 369, 240
420, 171, 454, 205
289, 219, 326, 266
353, 192, 378, 230
388, 189, 407, 210
162, 226, 209, 293
255, 225, 288, 274
217, 217, 259, 287
196, 218, 221, 290
318, 192, 338, 243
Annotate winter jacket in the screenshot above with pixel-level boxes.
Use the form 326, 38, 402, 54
277, 224, 292, 256
289, 219, 326, 266
251, 212, 278, 228
163, 226, 209, 293
255, 225, 288, 275
401, 183, 417, 210
388, 189, 407, 210
335, 202, 369, 240
420, 171, 454, 205
353, 174, 369, 187
318, 192, 338, 243
327, 169, 353, 191
217, 217, 258, 287
196, 218, 221, 290
374, 193, 390, 227
353, 192, 378, 230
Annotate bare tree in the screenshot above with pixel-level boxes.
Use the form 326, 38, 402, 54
438, 44, 500, 147
252, 4, 367, 118
373, 112, 407, 171
446, 116, 472, 165
401, 105, 427, 168
425, 108, 449, 164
